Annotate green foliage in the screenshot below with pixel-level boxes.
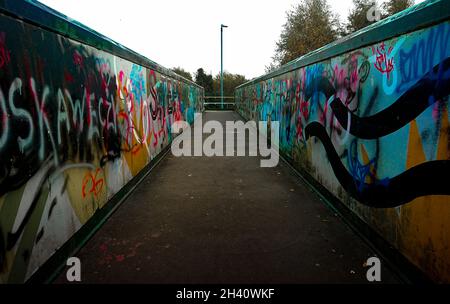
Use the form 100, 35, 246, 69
382, 0, 414, 16
265, 62, 280, 74
346, 0, 414, 34
195, 68, 213, 95
195, 68, 247, 97
273, 0, 339, 66
346, 0, 380, 34
172, 67, 193, 81
212, 72, 248, 97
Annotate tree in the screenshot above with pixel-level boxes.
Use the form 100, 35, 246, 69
212, 72, 248, 97
273, 0, 340, 66
345, 0, 414, 35
194, 68, 213, 96
194, 68, 247, 97
346, 0, 381, 34
265, 61, 279, 74
382, 0, 414, 16
172, 67, 193, 81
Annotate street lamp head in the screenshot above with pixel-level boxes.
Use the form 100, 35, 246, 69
220, 24, 228, 109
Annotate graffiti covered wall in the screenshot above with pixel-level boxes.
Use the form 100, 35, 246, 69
236, 4, 450, 282
0, 7, 203, 282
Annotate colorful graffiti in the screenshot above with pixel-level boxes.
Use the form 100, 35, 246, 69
236, 20, 450, 282
0, 11, 203, 282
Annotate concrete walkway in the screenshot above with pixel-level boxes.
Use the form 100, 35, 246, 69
55, 111, 399, 283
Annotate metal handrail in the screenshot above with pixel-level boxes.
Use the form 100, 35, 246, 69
203, 102, 235, 105
204, 96, 235, 99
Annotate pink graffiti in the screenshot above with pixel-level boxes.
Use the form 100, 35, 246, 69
295, 77, 310, 140
372, 42, 394, 79
0, 32, 10, 69
73, 50, 83, 67
64, 71, 74, 83
98, 62, 112, 94
349, 54, 360, 91
332, 64, 355, 106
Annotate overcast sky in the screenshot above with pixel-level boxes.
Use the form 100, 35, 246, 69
39, 0, 422, 80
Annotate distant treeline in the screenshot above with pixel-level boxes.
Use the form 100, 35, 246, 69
172, 67, 247, 97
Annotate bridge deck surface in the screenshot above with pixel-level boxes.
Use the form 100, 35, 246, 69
55, 111, 399, 283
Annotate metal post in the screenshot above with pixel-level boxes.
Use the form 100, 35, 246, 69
221, 24, 227, 110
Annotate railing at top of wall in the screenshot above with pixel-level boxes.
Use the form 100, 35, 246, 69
237, 0, 450, 89
204, 96, 235, 110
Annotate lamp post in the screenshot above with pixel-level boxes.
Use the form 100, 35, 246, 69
221, 24, 228, 110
